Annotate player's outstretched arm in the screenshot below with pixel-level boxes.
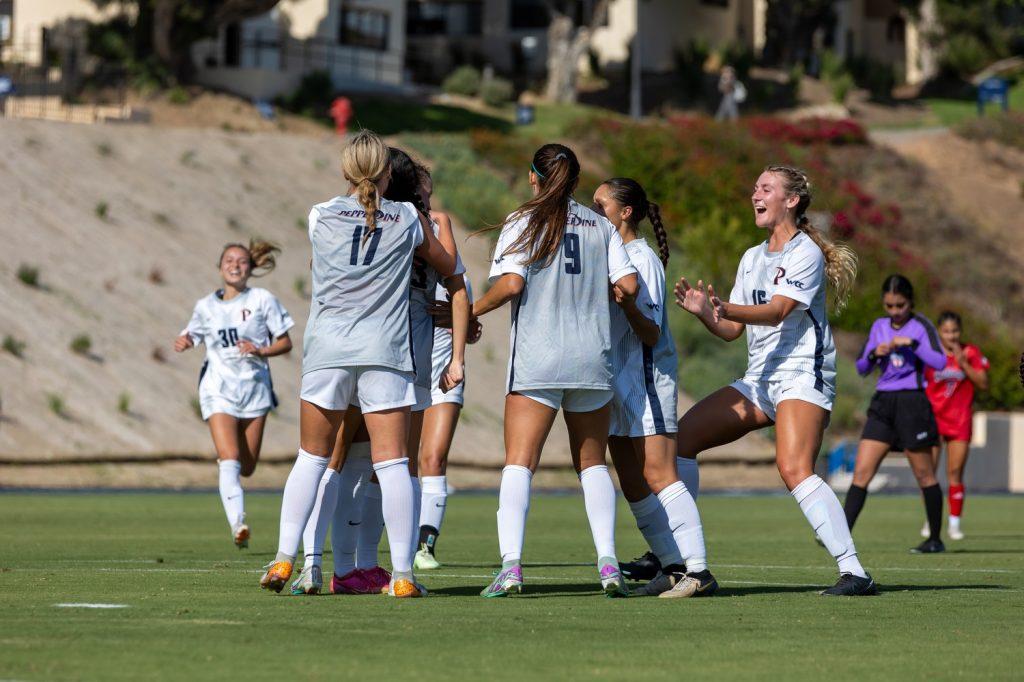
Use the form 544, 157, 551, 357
416, 212, 457, 277
238, 332, 292, 358
473, 274, 524, 318
173, 334, 194, 353
440, 277, 469, 392
715, 291, 799, 328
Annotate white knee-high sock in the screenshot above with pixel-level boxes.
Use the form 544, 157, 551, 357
676, 457, 700, 500
792, 474, 867, 578
356, 480, 385, 569
301, 469, 339, 569
627, 494, 683, 566
496, 465, 532, 565
410, 475, 422, 549
331, 452, 371, 577
419, 475, 448, 534
218, 459, 244, 530
657, 480, 707, 573
579, 465, 618, 560
275, 449, 329, 562
373, 457, 415, 578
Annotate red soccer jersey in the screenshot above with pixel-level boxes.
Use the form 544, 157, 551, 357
925, 344, 989, 437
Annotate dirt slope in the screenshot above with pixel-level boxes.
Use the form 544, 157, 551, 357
0, 117, 773, 489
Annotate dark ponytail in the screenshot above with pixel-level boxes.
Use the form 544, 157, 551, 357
601, 177, 669, 266
384, 147, 429, 216
502, 143, 581, 267
882, 273, 914, 305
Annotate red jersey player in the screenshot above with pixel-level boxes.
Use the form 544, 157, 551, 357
924, 311, 989, 540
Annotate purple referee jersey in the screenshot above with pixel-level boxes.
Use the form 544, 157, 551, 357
855, 314, 946, 391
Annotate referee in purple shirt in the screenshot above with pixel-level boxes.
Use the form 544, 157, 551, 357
844, 274, 949, 553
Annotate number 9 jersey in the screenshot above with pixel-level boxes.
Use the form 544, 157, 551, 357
183, 287, 295, 420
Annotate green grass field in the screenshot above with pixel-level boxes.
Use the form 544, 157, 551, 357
1, 492, 1021, 680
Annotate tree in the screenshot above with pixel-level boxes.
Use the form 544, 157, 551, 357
762, 0, 835, 67
543, 0, 611, 103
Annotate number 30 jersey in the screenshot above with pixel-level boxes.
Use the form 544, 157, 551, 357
184, 287, 294, 392
489, 199, 636, 392
303, 195, 424, 375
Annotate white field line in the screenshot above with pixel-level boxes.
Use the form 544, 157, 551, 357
717, 563, 1019, 575
54, 603, 129, 608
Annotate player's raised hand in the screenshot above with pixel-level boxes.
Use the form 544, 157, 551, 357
708, 283, 725, 322
468, 318, 483, 344
439, 360, 465, 393
674, 277, 711, 318
174, 334, 194, 353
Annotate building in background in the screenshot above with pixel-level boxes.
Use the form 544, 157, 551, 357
192, 0, 407, 100
0, 0, 122, 66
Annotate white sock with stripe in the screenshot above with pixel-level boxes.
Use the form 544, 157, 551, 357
676, 457, 700, 499
580, 465, 618, 560
496, 465, 532, 564
275, 449, 328, 563
331, 447, 371, 577
627, 494, 683, 566
217, 459, 244, 530
419, 475, 448, 537
373, 457, 415, 578
302, 469, 339, 569
657, 480, 707, 573
792, 474, 867, 578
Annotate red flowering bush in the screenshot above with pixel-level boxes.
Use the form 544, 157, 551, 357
745, 117, 868, 146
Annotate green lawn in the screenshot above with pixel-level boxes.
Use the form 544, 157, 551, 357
2, 492, 1021, 680
925, 80, 1024, 127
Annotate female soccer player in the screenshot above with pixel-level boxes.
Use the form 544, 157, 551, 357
592, 177, 715, 598
473, 143, 640, 598
674, 165, 876, 596
843, 274, 948, 553
259, 129, 458, 598
294, 148, 468, 588
174, 239, 293, 549
923, 311, 988, 540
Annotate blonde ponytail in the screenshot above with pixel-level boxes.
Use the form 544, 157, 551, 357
765, 165, 859, 312
341, 129, 390, 239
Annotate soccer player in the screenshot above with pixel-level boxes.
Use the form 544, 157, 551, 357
473, 144, 639, 598
674, 165, 876, 596
174, 239, 293, 549
844, 274, 948, 553
259, 130, 458, 598
923, 311, 988, 540
592, 178, 716, 598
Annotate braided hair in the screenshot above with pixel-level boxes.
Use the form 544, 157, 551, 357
600, 177, 670, 266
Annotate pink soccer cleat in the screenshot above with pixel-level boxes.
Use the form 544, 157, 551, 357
332, 569, 373, 595
362, 566, 393, 594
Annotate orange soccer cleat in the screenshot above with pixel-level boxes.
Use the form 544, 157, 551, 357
259, 561, 293, 593
388, 578, 426, 598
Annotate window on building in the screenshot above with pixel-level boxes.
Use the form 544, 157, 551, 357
700, 0, 729, 7
509, 0, 550, 30
408, 2, 483, 36
0, 0, 12, 45
340, 7, 390, 51
886, 15, 906, 44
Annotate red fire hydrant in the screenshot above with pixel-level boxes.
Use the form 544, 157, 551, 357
330, 97, 354, 136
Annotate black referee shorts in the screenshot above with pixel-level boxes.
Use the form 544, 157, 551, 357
861, 389, 939, 452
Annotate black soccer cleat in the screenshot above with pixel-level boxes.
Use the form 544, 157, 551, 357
619, 551, 662, 582
910, 538, 946, 554
821, 573, 878, 596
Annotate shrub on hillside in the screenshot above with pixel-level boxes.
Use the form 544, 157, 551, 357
442, 66, 482, 97
956, 112, 1024, 150
70, 335, 92, 355
277, 70, 335, 118
480, 77, 514, 107
16, 264, 40, 288
745, 117, 868, 146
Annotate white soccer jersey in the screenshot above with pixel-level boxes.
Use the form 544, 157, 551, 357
184, 287, 294, 419
302, 195, 424, 375
728, 231, 836, 391
609, 238, 678, 436
489, 199, 636, 392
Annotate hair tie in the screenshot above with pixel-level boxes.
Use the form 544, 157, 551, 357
554, 152, 567, 161
530, 162, 545, 179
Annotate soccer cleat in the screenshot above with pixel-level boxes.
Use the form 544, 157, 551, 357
480, 565, 524, 598
332, 569, 371, 595
911, 538, 946, 554
920, 521, 930, 539
658, 569, 719, 599
233, 523, 250, 549
290, 565, 323, 595
414, 544, 442, 570
820, 573, 878, 596
388, 577, 427, 598
361, 566, 392, 594
619, 551, 661, 582
630, 571, 680, 597
599, 558, 629, 598
948, 518, 964, 540
259, 560, 293, 593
